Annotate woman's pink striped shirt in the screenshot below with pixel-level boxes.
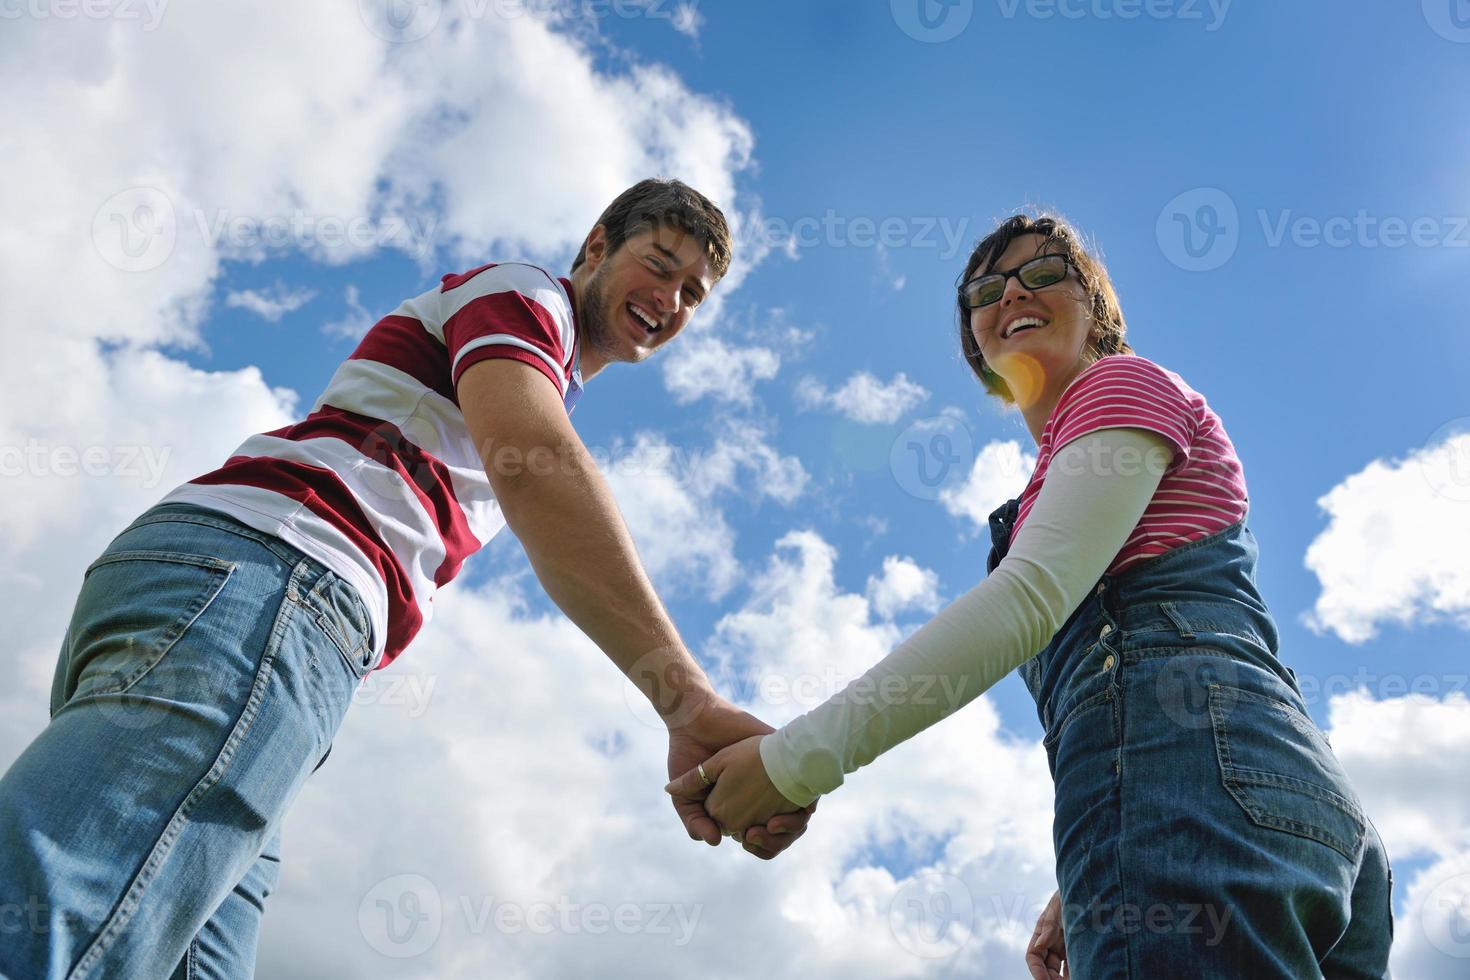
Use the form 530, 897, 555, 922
1011, 353, 1249, 575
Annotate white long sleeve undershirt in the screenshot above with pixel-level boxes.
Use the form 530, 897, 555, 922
758, 426, 1173, 806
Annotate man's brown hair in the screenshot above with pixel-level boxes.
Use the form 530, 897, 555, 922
573, 178, 733, 281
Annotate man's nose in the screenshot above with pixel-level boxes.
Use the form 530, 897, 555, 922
653, 282, 681, 316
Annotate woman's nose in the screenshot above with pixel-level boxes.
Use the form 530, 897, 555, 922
1000, 276, 1032, 305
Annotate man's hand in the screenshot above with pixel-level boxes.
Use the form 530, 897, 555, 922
666, 732, 806, 851
667, 698, 815, 860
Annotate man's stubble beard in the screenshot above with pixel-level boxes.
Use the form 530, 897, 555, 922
578, 263, 623, 367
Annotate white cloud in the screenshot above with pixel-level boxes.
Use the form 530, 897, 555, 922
938, 439, 1037, 534
244, 548, 1058, 979
600, 426, 808, 600
0, 9, 774, 976
1328, 690, 1470, 862
1302, 431, 1470, 643
1326, 691, 1470, 977
225, 281, 317, 322
1385, 850, 1470, 979
866, 556, 941, 620
661, 330, 780, 406
795, 372, 930, 425
322, 284, 376, 341
684, 422, 809, 505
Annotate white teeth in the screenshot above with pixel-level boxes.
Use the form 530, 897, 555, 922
629, 304, 659, 332
1004, 316, 1045, 338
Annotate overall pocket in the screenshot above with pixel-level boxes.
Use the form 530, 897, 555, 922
1208, 684, 1366, 862
62, 551, 236, 709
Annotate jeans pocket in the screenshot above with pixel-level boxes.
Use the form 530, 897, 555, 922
1208, 684, 1366, 862
63, 550, 236, 709
302, 572, 375, 679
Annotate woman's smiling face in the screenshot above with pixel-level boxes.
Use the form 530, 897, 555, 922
967, 232, 1099, 407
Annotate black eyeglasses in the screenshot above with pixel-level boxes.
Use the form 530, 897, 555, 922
959, 254, 1074, 310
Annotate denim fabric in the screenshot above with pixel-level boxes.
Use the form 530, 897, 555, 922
987, 498, 1394, 978
0, 502, 377, 980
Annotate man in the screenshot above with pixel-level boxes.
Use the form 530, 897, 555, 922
0, 178, 810, 980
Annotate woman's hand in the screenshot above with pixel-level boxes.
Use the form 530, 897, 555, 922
1026, 889, 1067, 979
666, 734, 804, 839
666, 700, 815, 859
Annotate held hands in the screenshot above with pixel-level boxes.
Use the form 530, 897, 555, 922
665, 733, 809, 853
665, 701, 814, 860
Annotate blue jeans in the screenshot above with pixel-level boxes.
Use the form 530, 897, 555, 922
988, 502, 1394, 978
0, 503, 378, 979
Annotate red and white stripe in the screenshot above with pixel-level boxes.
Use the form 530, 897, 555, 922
1011, 354, 1249, 575
157, 263, 579, 669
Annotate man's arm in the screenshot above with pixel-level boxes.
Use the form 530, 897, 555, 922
457, 357, 811, 854
458, 357, 709, 719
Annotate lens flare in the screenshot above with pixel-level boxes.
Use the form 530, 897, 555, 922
990, 352, 1048, 408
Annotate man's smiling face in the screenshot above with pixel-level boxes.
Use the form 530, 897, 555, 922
576, 222, 716, 375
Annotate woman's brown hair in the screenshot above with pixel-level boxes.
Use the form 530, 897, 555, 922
957, 212, 1134, 404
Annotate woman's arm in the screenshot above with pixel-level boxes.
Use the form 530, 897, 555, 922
756, 425, 1174, 806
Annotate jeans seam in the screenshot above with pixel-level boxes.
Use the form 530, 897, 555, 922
1113, 682, 1135, 978
66, 559, 309, 980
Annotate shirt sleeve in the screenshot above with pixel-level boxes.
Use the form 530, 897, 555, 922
440, 264, 575, 397
758, 426, 1171, 806
1050, 355, 1197, 468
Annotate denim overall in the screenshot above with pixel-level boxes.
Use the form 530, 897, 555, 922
987, 498, 1393, 978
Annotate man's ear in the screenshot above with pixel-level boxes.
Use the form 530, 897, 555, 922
582, 224, 609, 271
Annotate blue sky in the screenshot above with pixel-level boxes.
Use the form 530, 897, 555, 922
181, 0, 1470, 739
7, 2, 1468, 976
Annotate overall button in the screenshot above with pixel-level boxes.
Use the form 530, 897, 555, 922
1103, 654, 1116, 670
1099, 624, 1113, 639
1095, 582, 1106, 596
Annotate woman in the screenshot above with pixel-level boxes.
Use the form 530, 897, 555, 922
667, 213, 1394, 977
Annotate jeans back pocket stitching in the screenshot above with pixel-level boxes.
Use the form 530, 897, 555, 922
80, 557, 236, 697
1209, 685, 1365, 861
